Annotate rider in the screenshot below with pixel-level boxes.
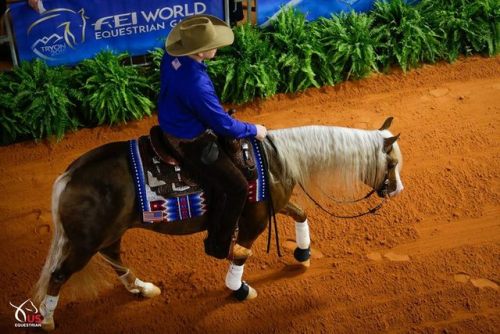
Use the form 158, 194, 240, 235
159, 15, 267, 259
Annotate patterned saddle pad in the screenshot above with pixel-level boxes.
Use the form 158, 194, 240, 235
129, 131, 268, 224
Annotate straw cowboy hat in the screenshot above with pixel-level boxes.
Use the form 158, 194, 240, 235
165, 15, 234, 56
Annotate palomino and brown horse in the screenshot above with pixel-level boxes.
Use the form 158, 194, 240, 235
33, 118, 403, 331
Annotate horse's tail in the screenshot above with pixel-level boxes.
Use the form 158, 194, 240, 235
33, 172, 71, 305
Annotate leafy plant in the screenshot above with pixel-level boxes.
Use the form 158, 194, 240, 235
76, 51, 154, 125
4, 60, 80, 141
372, 0, 442, 72
266, 8, 332, 92
208, 23, 280, 104
0, 72, 24, 144
419, 0, 500, 62
317, 11, 378, 80
143, 47, 165, 102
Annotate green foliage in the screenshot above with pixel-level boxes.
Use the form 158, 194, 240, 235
2, 60, 80, 142
266, 8, 332, 92
76, 51, 154, 125
419, 0, 500, 62
208, 23, 280, 104
372, 0, 442, 72
316, 11, 378, 80
144, 47, 165, 101
0, 72, 24, 144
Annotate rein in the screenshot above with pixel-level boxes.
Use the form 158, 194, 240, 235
298, 181, 388, 219
257, 137, 282, 257
311, 180, 377, 204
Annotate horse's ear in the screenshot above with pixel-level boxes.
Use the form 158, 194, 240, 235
383, 134, 400, 152
379, 117, 394, 131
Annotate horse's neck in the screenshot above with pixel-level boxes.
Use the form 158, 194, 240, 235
267, 126, 384, 188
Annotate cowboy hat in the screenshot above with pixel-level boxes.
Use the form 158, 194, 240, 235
165, 15, 234, 56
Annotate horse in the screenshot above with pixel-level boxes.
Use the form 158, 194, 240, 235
33, 117, 403, 331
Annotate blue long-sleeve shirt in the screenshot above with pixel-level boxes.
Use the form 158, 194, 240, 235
158, 53, 256, 140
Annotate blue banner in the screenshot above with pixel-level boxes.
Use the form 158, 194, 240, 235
257, 0, 418, 27
10, 0, 224, 66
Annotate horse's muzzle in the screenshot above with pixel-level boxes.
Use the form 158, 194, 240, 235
389, 183, 404, 197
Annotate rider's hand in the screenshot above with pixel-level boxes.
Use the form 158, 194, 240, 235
255, 124, 267, 141
29, 0, 45, 13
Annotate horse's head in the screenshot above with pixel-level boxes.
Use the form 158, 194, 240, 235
376, 117, 404, 198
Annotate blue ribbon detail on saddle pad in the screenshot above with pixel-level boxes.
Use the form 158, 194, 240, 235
248, 138, 268, 203
129, 139, 207, 223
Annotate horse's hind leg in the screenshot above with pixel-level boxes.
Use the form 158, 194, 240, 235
280, 201, 311, 267
39, 248, 95, 331
99, 239, 161, 298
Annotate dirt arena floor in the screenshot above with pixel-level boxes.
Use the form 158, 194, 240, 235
0, 56, 499, 333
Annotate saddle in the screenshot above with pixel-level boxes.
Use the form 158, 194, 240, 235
130, 127, 267, 223
144, 126, 258, 198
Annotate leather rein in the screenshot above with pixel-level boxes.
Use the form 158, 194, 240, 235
298, 177, 389, 219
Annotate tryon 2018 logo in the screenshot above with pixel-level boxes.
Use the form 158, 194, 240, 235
9, 298, 42, 328
28, 8, 88, 61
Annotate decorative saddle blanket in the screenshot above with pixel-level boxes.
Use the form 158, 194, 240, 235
129, 128, 268, 223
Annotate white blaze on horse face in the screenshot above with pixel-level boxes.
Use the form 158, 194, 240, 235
390, 167, 404, 197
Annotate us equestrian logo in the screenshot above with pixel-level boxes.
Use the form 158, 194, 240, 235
9, 298, 42, 328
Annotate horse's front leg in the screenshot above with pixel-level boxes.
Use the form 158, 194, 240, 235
99, 239, 161, 298
280, 201, 311, 267
225, 258, 257, 301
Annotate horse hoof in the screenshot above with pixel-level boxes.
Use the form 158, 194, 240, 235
233, 282, 257, 301
140, 282, 161, 298
246, 286, 258, 300
41, 318, 55, 332
294, 247, 311, 266
299, 259, 311, 268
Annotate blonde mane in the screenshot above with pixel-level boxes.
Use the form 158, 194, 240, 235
266, 125, 393, 193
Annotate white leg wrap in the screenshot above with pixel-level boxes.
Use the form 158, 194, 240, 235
225, 264, 244, 291
119, 270, 140, 294
118, 270, 160, 297
40, 295, 59, 319
295, 219, 310, 249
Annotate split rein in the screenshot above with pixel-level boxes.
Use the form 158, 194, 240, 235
258, 137, 390, 256
298, 180, 389, 219
257, 138, 282, 257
